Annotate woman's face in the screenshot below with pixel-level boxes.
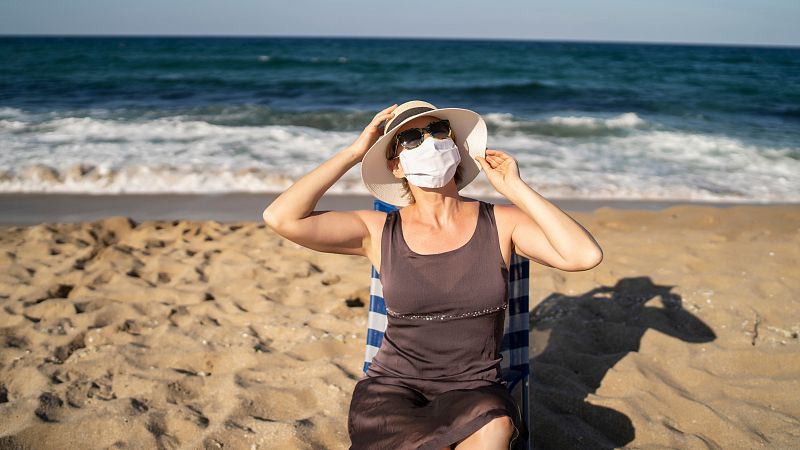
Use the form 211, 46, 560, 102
388, 115, 443, 161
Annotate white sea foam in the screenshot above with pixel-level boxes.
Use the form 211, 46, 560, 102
0, 107, 28, 120
482, 112, 516, 128
486, 128, 800, 201
484, 111, 647, 131
546, 112, 646, 129
0, 112, 797, 202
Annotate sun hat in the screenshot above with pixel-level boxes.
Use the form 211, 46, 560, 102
360, 100, 487, 207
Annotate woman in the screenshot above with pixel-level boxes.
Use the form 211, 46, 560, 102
263, 100, 603, 450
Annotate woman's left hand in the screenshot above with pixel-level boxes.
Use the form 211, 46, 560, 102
474, 149, 522, 196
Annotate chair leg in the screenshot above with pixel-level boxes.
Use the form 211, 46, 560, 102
523, 376, 531, 450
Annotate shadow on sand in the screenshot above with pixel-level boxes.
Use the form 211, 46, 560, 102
529, 276, 716, 449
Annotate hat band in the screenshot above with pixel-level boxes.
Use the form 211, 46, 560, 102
384, 106, 435, 135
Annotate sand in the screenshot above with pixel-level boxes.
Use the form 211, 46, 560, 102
0, 199, 798, 449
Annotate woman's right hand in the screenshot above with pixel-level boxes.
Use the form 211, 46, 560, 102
347, 104, 398, 161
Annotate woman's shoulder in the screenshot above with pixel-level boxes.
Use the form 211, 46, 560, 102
354, 209, 391, 227
484, 201, 527, 237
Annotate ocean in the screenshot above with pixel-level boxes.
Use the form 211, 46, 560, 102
1, 36, 798, 202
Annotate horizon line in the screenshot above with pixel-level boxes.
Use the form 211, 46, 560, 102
0, 33, 798, 49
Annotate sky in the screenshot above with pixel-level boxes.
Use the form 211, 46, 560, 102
0, 0, 798, 47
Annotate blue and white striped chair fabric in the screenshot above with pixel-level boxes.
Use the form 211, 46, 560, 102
362, 198, 531, 449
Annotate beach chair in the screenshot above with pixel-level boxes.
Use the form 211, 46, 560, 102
362, 198, 531, 450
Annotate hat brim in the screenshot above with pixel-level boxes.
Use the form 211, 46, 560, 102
360, 108, 487, 207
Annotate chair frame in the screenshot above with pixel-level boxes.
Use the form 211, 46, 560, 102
361, 199, 531, 449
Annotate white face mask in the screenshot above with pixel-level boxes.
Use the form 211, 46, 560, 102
398, 137, 461, 188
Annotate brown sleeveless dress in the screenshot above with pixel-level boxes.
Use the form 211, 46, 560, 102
347, 200, 529, 450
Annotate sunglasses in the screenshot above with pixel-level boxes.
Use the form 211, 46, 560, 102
389, 119, 454, 159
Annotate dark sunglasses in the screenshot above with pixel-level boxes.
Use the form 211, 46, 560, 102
389, 119, 454, 159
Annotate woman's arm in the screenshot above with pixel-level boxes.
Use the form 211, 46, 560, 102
475, 149, 603, 271
262, 104, 398, 256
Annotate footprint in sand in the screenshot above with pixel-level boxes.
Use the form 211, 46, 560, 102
165, 378, 201, 404
235, 385, 318, 422
47, 331, 86, 364
65, 374, 117, 408
145, 411, 181, 450
129, 397, 149, 414
34, 392, 64, 422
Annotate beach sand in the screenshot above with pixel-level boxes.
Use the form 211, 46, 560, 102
0, 194, 798, 449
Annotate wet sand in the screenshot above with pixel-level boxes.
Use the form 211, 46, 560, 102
0, 192, 789, 225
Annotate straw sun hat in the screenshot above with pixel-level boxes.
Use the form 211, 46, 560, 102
360, 100, 487, 207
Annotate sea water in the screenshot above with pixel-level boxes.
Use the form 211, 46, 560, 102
0, 36, 798, 202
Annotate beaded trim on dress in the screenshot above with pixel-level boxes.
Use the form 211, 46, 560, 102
384, 302, 507, 321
